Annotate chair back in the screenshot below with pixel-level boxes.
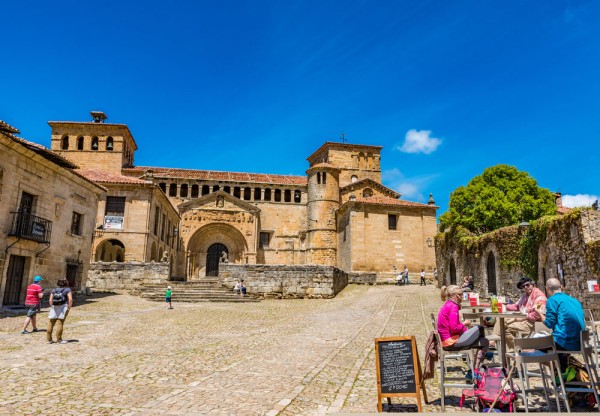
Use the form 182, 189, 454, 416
514, 334, 555, 351
514, 335, 559, 365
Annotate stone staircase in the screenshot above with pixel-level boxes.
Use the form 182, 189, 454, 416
139, 279, 260, 303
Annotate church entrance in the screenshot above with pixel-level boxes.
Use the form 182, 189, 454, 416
206, 243, 228, 277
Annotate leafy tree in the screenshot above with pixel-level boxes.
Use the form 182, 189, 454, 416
439, 164, 556, 234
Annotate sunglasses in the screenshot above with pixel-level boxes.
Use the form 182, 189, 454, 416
522, 282, 532, 288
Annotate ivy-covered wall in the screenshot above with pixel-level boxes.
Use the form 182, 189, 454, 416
435, 209, 600, 314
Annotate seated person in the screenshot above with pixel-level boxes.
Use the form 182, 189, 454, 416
539, 278, 585, 371
438, 285, 489, 369
240, 280, 247, 296
461, 275, 474, 292
491, 276, 546, 350
233, 280, 241, 295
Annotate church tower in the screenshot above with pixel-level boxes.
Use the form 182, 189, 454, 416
305, 162, 340, 265
49, 111, 137, 175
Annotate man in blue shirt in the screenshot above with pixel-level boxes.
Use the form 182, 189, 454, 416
539, 278, 585, 370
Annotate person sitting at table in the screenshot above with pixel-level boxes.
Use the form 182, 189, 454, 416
490, 276, 546, 350
461, 275, 474, 292
538, 278, 585, 371
438, 285, 489, 369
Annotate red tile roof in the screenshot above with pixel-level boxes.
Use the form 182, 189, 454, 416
77, 169, 151, 185
352, 196, 437, 209
557, 206, 572, 214
122, 166, 307, 186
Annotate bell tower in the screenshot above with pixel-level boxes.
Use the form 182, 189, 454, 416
49, 111, 138, 175
305, 162, 340, 266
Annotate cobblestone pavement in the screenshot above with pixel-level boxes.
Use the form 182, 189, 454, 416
0, 285, 579, 414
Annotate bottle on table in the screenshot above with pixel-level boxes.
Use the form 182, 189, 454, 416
491, 295, 498, 314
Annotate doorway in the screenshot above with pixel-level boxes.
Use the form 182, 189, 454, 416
206, 243, 227, 276
3, 255, 26, 305
487, 252, 497, 295
449, 259, 457, 285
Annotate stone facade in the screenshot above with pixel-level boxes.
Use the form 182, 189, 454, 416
219, 264, 348, 299
435, 209, 600, 315
46, 112, 437, 285
87, 261, 169, 294
0, 121, 104, 307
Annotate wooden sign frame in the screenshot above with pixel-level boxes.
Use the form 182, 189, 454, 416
374, 336, 427, 412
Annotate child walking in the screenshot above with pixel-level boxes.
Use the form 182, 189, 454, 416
165, 285, 173, 309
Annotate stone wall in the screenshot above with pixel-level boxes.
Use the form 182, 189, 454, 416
348, 272, 377, 285
87, 261, 169, 294
435, 209, 600, 315
219, 264, 348, 299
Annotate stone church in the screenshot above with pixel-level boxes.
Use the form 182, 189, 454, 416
49, 112, 438, 281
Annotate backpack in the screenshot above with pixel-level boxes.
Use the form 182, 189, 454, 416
474, 366, 516, 412
52, 288, 66, 305
565, 356, 597, 410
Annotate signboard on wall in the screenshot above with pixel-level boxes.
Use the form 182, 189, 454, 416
104, 216, 124, 230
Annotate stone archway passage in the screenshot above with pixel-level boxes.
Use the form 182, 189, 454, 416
487, 252, 497, 295
450, 259, 457, 285
206, 243, 227, 276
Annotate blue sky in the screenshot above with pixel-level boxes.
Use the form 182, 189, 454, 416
2, 0, 599, 214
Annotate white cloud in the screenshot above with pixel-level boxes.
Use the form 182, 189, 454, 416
562, 194, 599, 208
397, 129, 442, 154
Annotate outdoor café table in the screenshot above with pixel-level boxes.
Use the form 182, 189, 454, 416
477, 311, 527, 368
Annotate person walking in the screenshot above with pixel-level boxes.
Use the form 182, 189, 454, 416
47, 279, 72, 344
420, 269, 426, 286
403, 266, 409, 285
165, 285, 173, 309
21, 276, 44, 334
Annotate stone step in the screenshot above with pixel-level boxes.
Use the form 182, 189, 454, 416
138, 279, 259, 303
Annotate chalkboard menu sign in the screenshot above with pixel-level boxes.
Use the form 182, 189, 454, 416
374, 336, 425, 412
378, 339, 416, 393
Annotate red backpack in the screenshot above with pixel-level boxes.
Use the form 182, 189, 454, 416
474, 366, 517, 412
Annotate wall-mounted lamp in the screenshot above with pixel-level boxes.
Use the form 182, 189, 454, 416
426, 237, 433, 248
92, 224, 104, 241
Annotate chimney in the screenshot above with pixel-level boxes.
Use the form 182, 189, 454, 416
91, 111, 107, 123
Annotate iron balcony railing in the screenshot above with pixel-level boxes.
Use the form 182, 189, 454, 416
8, 211, 52, 243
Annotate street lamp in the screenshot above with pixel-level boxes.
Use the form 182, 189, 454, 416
92, 224, 104, 241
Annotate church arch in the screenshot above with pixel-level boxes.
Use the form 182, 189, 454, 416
186, 223, 248, 279
77, 136, 84, 150
61, 135, 69, 150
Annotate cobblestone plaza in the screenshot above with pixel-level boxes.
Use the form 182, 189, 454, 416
0, 285, 547, 414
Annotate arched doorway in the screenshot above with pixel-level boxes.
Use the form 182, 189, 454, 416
95, 239, 126, 262
450, 259, 457, 285
206, 243, 227, 276
487, 252, 497, 294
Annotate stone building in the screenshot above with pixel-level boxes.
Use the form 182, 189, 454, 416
0, 121, 104, 307
49, 112, 438, 281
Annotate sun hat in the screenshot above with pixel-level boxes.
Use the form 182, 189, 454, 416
517, 276, 533, 289
33, 276, 43, 282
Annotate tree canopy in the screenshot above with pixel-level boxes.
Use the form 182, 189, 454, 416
439, 164, 556, 235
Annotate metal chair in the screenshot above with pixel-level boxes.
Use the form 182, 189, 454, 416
584, 309, 600, 367
430, 313, 475, 411
561, 329, 600, 411
511, 335, 570, 413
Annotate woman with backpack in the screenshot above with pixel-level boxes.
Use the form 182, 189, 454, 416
47, 279, 73, 344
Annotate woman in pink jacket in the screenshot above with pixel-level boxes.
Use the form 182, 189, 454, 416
438, 285, 489, 369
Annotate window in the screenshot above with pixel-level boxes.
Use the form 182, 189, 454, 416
77, 136, 84, 150
61, 135, 69, 150
244, 187, 251, 200
159, 183, 166, 193
202, 185, 210, 195
388, 214, 397, 230
169, 184, 177, 197
284, 189, 291, 202
322, 172, 327, 184
180, 184, 188, 198
153, 208, 160, 235
274, 189, 281, 202
264, 188, 271, 201
254, 188, 261, 201
191, 184, 199, 198
351, 175, 358, 183
213, 185, 220, 192
294, 190, 301, 203
363, 188, 373, 198
317, 172, 321, 184
106, 137, 114, 151
259, 232, 271, 248
234, 187, 241, 198
106, 196, 126, 216
91, 136, 99, 150
223, 186, 231, 194
71, 212, 82, 235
